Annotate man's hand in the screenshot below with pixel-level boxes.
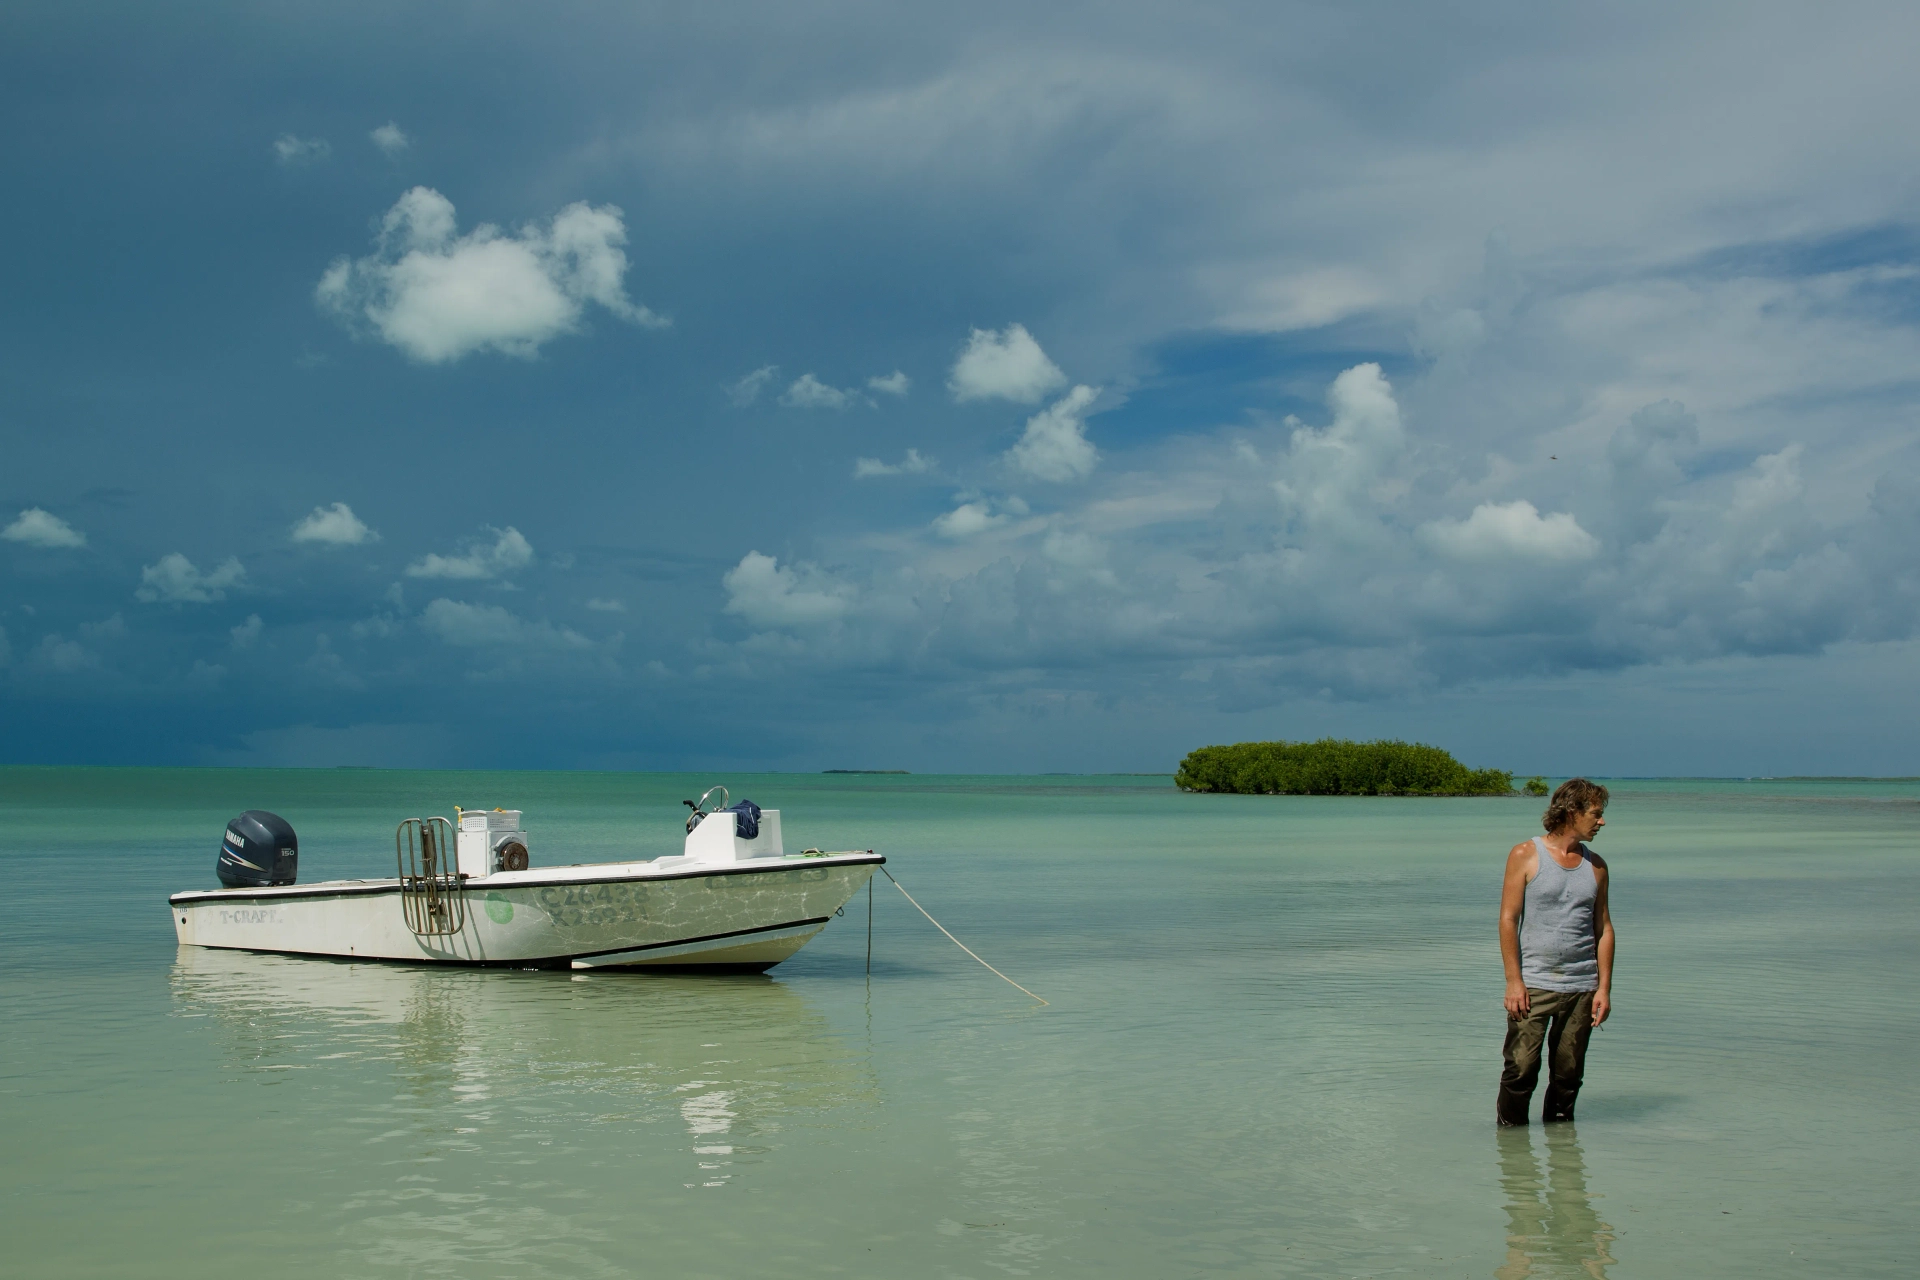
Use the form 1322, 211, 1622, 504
1504, 981, 1531, 1017
1591, 991, 1611, 1027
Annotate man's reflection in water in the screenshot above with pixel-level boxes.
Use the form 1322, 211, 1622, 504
1495, 1124, 1617, 1279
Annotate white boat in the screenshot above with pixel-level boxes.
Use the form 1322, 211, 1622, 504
170, 790, 882, 972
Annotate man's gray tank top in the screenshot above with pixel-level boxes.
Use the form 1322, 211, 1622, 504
1519, 837, 1600, 992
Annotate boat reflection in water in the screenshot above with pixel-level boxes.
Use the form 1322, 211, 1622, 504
1494, 1124, 1617, 1279
169, 946, 879, 1270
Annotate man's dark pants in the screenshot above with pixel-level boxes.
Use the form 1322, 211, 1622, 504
1498, 989, 1594, 1125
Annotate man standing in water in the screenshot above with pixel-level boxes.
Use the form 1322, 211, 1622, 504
1497, 778, 1615, 1125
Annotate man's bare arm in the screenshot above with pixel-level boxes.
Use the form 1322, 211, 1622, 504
1499, 841, 1534, 1016
1591, 857, 1614, 1026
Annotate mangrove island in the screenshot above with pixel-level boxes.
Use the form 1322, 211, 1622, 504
1175, 738, 1516, 796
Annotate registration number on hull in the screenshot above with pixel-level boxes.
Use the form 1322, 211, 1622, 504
535, 882, 648, 929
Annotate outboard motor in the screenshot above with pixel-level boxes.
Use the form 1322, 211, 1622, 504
217, 810, 298, 888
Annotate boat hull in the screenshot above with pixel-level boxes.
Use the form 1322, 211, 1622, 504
170, 854, 881, 971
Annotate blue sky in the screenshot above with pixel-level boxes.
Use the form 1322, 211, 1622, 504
4, 1, 1918, 774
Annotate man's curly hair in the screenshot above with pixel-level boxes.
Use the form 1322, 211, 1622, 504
1543, 778, 1609, 834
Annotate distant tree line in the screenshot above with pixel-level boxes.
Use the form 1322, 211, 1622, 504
1175, 738, 1516, 796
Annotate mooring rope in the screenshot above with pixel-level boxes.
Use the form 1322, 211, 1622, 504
880, 867, 1048, 1006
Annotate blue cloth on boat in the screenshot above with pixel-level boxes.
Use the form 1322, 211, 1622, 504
725, 800, 762, 840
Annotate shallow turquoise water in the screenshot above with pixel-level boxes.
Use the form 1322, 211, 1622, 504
2, 769, 1915, 1277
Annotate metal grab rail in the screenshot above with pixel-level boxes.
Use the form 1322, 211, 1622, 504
396, 817, 466, 936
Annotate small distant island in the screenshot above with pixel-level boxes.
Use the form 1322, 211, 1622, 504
822, 769, 911, 775
1176, 738, 1520, 796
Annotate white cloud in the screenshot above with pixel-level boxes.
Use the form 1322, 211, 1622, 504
272, 135, 330, 166
33, 614, 127, 675
34, 634, 95, 673
406, 527, 534, 580
316, 187, 665, 363
931, 501, 1008, 539
2, 508, 86, 549
1273, 362, 1404, 541
136, 554, 245, 604
230, 614, 263, 649
586, 597, 625, 612
309, 632, 361, 689
1006, 385, 1100, 482
349, 614, 400, 640
854, 448, 935, 478
867, 370, 911, 396
1041, 529, 1116, 582
722, 552, 852, 627
1605, 399, 1698, 545
1420, 501, 1599, 562
705, 358, 1920, 702
1212, 266, 1387, 333
617, 5, 1920, 408
780, 373, 858, 409
370, 122, 410, 156
291, 502, 378, 545
949, 324, 1066, 403
727, 365, 779, 406
421, 598, 593, 649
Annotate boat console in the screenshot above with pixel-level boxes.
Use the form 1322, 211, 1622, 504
681, 805, 784, 863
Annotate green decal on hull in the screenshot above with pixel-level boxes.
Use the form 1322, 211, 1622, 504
484, 891, 513, 924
